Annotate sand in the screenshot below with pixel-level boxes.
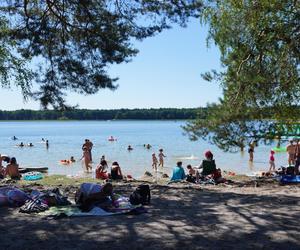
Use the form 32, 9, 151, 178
1, 178, 300, 250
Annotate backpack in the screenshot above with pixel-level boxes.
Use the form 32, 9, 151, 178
286, 166, 295, 175
129, 184, 151, 205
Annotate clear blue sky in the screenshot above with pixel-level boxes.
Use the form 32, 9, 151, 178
0, 19, 222, 110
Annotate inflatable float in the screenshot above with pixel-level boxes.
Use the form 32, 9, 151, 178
60, 160, 74, 165
19, 167, 48, 174
22, 171, 43, 181
272, 147, 286, 152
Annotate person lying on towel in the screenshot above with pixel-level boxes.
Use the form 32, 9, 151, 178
75, 183, 118, 212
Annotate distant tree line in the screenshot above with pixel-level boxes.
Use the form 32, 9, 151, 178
0, 108, 207, 120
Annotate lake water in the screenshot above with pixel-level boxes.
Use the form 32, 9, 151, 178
0, 120, 288, 178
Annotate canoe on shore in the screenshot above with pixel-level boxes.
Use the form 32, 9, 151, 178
19, 167, 48, 174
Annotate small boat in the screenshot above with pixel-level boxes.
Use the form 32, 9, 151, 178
19, 167, 48, 174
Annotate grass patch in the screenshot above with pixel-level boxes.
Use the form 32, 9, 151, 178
19, 175, 104, 187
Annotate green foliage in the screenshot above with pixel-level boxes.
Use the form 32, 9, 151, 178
185, 0, 300, 151
0, 16, 33, 98
0, 0, 201, 109
0, 108, 203, 120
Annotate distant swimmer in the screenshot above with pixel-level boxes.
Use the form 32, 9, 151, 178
12, 136, 18, 140
28, 143, 34, 147
127, 145, 133, 151
70, 156, 76, 162
17, 142, 24, 147
41, 138, 45, 142
46, 140, 49, 149
108, 136, 116, 141
146, 144, 152, 149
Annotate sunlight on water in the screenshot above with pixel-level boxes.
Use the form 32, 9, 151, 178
0, 120, 288, 178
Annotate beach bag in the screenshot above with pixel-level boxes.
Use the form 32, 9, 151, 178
286, 166, 295, 175
7, 189, 29, 207
129, 185, 151, 205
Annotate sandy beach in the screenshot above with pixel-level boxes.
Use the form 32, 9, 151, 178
1, 176, 300, 250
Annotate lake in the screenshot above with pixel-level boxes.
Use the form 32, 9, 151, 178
0, 120, 288, 178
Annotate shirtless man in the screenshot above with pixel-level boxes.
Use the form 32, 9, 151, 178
82, 139, 93, 162
5, 157, 21, 180
286, 140, 296, 166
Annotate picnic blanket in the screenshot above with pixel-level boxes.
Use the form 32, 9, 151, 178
40, 196, 146, 217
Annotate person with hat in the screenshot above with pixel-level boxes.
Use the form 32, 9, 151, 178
197, 150, 217, 177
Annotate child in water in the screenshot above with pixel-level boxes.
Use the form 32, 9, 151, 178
268, 150, 275, 173
158, 149, 166, 168
152, 153, 158, 171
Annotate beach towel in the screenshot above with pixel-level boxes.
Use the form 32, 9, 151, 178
19, 198, 49, 213
40, 196, 146, 217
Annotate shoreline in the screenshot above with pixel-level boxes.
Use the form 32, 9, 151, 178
1, 176, 300, 249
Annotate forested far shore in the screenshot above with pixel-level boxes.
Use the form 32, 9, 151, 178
0, 108, 207, 120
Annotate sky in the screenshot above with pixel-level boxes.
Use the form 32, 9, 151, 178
0, 19, 223, 110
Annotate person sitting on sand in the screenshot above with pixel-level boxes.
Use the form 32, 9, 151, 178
170, 161, 186, 181
75, 182, 118, 212
96, 159, 109, 179
198, 151, 217, 176
186, 164, 199, 183
286, 140, 296, 166
5, 157, 21, 180
110, 161, 123, 180
99, 155, 108, 168
152, 153, 158, 171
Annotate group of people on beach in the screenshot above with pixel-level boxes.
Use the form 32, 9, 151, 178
80, 138, 124, 180
169, 150, 225, 184
95, 157, 124, 181
249, 138, 300, 175
0, 155, 21, 180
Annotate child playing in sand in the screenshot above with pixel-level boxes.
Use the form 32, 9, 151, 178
268, 150, 275, 173
152, 153, 158, 171
158, 149, 166, 168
